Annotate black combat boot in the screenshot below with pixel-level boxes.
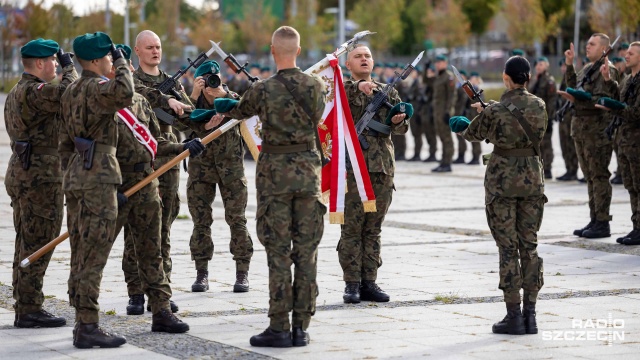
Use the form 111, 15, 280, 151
250, 327, 292, 347
360, 280, 390, 302
14, 310, 66, 328
151, 308, 190, 333
74, 323, 127, 348
234, 271, 250, 293
544, 169, 552, 179
343, 282, 361, 304
292, 327, 310, 346
146, 300, 179, 313
522, 303, 538, 334
408, 155, 422, 162
492, 303, 526, 335
611, 172, 623, 184
453, 156, 466, 164
616, 229, 638, 244
556, 171, 577, 181
126, 294, 145, 315
467, 156, 480, 165
623, 229, 640, 245
582, 221, 611, 239
573, 219, 595, 237
192, 269, 209, 292
423, 154, 438, 162
431, 164, 452, 173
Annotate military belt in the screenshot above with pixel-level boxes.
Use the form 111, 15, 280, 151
94, 143, 117, 155
261, 141, 314, 154
120, 162, 152, 172
159, 125, 172, 133
492, 147, 537, 157
12, 145, 58, 157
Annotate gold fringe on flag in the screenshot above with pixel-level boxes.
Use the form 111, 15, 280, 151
240, 122, 260, 161
329, 212, 345, 224
363, 200, 377, 213
321, 190, 331, 204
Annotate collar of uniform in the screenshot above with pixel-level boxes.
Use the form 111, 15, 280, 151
21, 72, 44, 83
134, 67, 167, 81
276, 67, 302, 75
81, 69, 103, 78
501, 87, 527, 101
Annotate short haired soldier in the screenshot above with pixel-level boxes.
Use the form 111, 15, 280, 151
215, 25, 326, 347
427, 54, 455, 172
528, 57, 557, 179
6, 38, 78, 329
59, 32, 132, 348
455, 56, 547, 335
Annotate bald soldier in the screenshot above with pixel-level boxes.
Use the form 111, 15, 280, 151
6, 38, 77, 328
214, 26, 326, 348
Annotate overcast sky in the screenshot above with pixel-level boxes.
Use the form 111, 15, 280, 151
34, 0, 206, 16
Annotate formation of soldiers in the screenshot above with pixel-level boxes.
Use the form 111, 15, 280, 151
4, 25, 639, 350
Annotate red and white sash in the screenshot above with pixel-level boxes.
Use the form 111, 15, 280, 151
116, 108, 158, 159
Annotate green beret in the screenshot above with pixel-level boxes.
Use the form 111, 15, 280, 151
260, 66, 271, 72
435, 54, 447, 62
621, 43, 630, 50
597, 97, 626, 110
611, 57, 625, 64
559, 59, 565, 66
385, 102, 414, 124
535, 56, 548, 65
566, 87, 592, 101
21, 38, 59, 58
458, 69, 468, 77
449, 116, 471, 133
214, 98, 239, 113
189, 109, 217, 123
250, 63, 261, 69
512, 49, 525, 56
415, 65, 422, 72
116, 44, 132, 60
470, 71, 480, 77
194, 60, 220, 78
73, 32, 113, 61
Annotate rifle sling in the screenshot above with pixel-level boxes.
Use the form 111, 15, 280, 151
501, 101, 541, 158
272, 74, 326, 163
367, 120, 391, 135
153, 108, 175, 125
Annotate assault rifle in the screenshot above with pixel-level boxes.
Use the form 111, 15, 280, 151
156, 42, 218, 100
451, 65, 488, 109
355, 51, 424, 149
556, 35, 621, 122
209, 40, 258, 83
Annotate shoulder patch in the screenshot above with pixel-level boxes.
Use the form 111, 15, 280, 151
37, 83, 45, 90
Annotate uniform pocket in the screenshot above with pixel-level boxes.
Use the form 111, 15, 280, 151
81, 185, 117, 220
537, 257, 544, 288
29, 202, 56, 221
255, 199, 272, 247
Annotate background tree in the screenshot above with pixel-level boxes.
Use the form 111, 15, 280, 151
460, 0, 500, 57
504, 0, 546, 47
232, 0, 278, 57
21, 0, 50, 40
348, 0, 404, 54
391, 0, 430, 55
45, 3, 76, 49
539, 0, 573, 55
426, 0, 470, 50
589, 0, 640, 39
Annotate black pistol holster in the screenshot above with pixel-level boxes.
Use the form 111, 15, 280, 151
74, 137, 96, 170
14, 141, 32, 170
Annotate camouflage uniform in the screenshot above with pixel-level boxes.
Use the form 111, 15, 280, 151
557, 77, 579, 176
528, 70, 557, 174
339, 79, 408, 282
428, 69, 455, 165
611, 73, 640, 229
408, 76, 437, 159
454, 85, 481, 161
392, 78, 412, 159
5, 64, 78, 315
567, 63, 620, 222
186, 91, 253, 273
227, 68, 326, 332
462, 88, 547, 304
117, 93, 185, 312
59, 57, 134, 324
132, 68, 193, 281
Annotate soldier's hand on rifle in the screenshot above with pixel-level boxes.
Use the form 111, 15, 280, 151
594, 104, 611, 111
204, 114, 224, 130
471, 102, 484, 113
191, 76, 205, 99
184, 138, 205, 157
599, 63, 611, 81
168, 98, 191, 116
391, 113, 406, 124
564, 42, 575, 66
557, 91, 575, 103
358, 81, 376, 95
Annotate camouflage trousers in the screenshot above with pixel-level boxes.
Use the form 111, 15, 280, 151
158, 169, 181, 280
434, 108, 454, 165
338, 172, 393, 282
558, 115, 578, 174
541, 126, 554, 172
574, 137, 613, 221
187, 177, 253, 272
66, 185, 118, 324
410, 110, 437, 158
486, 194, 546, 304
456, 135, 481, 160
256, 192, 325, 332
618, 142, 640, 229
392, 134, 406, 159
119, 180, 172, 313
7, 183, 63, 314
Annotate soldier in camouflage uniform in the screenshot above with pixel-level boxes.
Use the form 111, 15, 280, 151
340, 44, 409, 304
58, 32, 131, 348
186, 60, 254, 293
556, 60, 580, 181
126, 31, 193, 312
528, 57, 557, 179
407, 68, 437, 161
453, 69, 473, 164
561, 35, 620, 239
597, 41, 640, 245
427, 55, 455, 172
392, 72, 412, 160
5, 39, 77, 329
107, 48, 195, 333
218, 26, 326, 348
460, 56, 546, 335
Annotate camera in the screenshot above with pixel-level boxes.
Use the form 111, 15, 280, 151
204, 74, 221, 88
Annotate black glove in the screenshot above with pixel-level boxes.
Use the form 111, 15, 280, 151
110, 44, 124, 62
117, 192, 128, 209
184, 138, 205, 157
56, 48, 74, 68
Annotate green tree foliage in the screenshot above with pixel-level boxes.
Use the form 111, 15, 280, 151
45, 3, 76, 48
504, 0, 546, 46
348, 0, 404, 54
460, 0, 500, 35
589, 0, 640, 37
426, 0, 470, 49
390, 0, 430, 55
22, 0, 50, 40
